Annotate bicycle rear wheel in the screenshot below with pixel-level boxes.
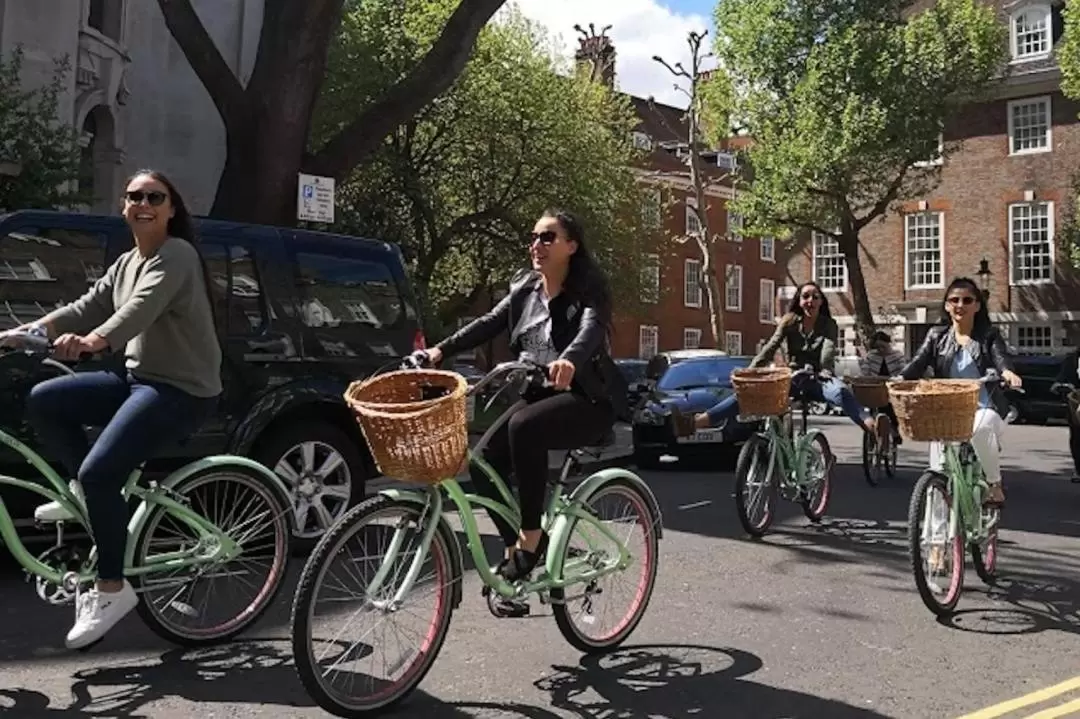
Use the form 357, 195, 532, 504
861, 431, 882, 487
131, 465, 290, 647
908, 471, 965, 616
290, 494, 457, 717
800, 433, 832, 522
551, 477, 659, 654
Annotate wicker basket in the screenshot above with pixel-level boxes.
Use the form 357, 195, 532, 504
886, 379, 980, 442
846, 376, 890, 408
345, 369, 469, 484
731, 367, 792, 417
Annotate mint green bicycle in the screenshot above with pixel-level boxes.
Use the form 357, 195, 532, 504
733, 366, 833, 538
0, 332, 293, 647
290, 359, 662, 716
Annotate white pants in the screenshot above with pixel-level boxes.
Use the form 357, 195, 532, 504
927, 408, 1005, 485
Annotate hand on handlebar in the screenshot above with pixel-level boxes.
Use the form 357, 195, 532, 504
52, 333, 105, 362
548, 358, 575, 391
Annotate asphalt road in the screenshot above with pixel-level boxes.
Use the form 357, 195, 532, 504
1, 419, 1079, 718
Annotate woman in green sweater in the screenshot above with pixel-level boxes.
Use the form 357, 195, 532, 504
0, 170, 222, 649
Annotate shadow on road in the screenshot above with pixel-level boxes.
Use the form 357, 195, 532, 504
533, 644, 892, 718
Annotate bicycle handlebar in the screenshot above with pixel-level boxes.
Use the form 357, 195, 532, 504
402, 351, 550, 398
0, 329, 97, 363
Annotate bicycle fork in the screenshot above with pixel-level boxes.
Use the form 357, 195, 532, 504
367, 488, 443, 612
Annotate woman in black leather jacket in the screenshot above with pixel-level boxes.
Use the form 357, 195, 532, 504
899, 277, 1022, 504
426, 209, 624, 594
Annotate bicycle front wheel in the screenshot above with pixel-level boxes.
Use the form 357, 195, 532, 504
290, 494, 457, 717
908, 471, 965, 616
551, 477, 659, 654
734, 434, 776, 537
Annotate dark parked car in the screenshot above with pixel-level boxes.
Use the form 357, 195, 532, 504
631, 350, 760, 468
1006, 354, 1070, 424
615, 358, 648, 411
0, 210, 425, 547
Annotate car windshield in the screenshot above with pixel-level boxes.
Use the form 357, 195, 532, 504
618, 362, 647, 384
657, 358, 741, 391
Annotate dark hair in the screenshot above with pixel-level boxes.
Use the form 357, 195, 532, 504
542, 208, 613, 340
939, 276, 991, 333
871, 330, 891, 344
786, 281, 832, 322
123, 169, 218, 329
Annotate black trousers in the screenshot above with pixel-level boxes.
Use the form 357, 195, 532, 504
470, 390, 614, 546
1069, 395, 1080, 474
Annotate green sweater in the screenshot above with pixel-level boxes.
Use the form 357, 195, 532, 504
47, 236, 223, 398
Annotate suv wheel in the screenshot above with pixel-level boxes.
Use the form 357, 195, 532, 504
253, 421, 367, 548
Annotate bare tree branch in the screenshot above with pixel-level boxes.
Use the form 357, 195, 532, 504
854, 167, 909, 231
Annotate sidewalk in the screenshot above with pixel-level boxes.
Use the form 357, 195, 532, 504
366, 423, 634, 493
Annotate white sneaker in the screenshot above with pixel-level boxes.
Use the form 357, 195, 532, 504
35, 480, 83, 522
65, 580, 138, 649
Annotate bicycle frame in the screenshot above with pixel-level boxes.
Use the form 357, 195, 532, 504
938, 442, 994, 542
754, 403, 824, 492
0, 426, 254, 587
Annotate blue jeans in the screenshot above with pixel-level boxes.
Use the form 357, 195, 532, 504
26, 370, 218, 581
706, 375, 869, 429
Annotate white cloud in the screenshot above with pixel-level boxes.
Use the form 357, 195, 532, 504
506, 0, 712, 108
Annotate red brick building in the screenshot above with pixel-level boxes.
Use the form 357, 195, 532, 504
785, 0, 1080, 357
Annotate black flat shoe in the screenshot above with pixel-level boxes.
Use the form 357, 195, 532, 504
498, 533, 549, 583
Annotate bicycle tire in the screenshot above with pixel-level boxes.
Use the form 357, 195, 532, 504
131, 465, 290, 647
290, 494, 457, 717
971, 510, 999, 586
908, 471, 965, 616
734, 434, 776, 537
551, 477, 660, 654
861, 431, 880, 487
800, 433, 832, 522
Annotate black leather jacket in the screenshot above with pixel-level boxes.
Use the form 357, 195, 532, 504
435, 269, 626, 416
899, 324, 1015, 417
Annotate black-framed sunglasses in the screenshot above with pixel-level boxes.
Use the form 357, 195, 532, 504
801, 291, 821, 300
124, 190, 167, 206
529, 230, 558, 245
946, 295, 976, 306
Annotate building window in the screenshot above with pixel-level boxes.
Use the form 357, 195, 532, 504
727, 209, 743, 242
812, 232, 846, 291
684, 258, 702, 307
1015, 325, 1053, 354
725, 331, 743, 355
643, 188, 662, 230
725, 264, 743, 311
760, 235, 775, 261
632, 131, 653, 151
294, 252, 405, 330
1010, 5, 1052, 61
683, 327, 702, 349
1008, 96, 1051, 155
87, 0, 123, 41
759, 278, 776, 323
638, 325, 659, 359
904, 211, 944, 289
914, 133, 944, 167
685, 202, 702, 237
640, 253, 660, 304
1009, 202, 1054, 285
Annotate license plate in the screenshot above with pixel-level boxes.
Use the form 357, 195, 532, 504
677, 429, 722, 444
466, 395, 476, 422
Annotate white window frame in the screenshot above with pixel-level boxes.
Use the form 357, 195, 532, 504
640, 253, 660, 304
724, 330, 743, 355
1008, 201, 1055, 286
684, 258, 703, 308
632, 130, 653, 150
913, 133, 944, 168
727, 208, 743, 242
643, 188, 662, 230
759, 278, 776, 324
811, 232, 847, 292
759, 235, 775, 261
725, 264, 743, 311
1014, 324, 1053, 354
683, 327, 702, 349
1007, 95, 1052, 156
685, 201, 702, 237
1010, 5, 1052, 63
638, 325, 659, 359
904, 211, 945, 290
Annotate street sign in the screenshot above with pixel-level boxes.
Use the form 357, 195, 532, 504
297, 173, 335, 223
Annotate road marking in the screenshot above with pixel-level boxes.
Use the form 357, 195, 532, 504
1023, 697, 1080, 719
955, 676, 1080, 719
677, 500, 711, 510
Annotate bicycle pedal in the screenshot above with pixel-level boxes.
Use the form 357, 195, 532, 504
487, 594, 530, 618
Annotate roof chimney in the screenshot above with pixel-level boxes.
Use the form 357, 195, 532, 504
574, 23, 616, 88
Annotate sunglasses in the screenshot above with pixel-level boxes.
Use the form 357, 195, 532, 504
801, 292, 821, 300
529, 231, 558, 245
124, 190, 167, 206
946, 295, 976, 306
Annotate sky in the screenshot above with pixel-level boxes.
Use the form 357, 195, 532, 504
509, 0, 716, 108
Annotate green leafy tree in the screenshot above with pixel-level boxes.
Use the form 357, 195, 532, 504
1053, 1, 1080, 267
0, 47, 85, 211
317, 1, 650, 333
712, 0, 1006, 342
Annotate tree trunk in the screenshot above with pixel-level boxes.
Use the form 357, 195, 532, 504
699, 236, 724, 347
840, 231, 877, 347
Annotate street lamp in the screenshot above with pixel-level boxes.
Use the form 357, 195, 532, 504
977, 257, 992, 302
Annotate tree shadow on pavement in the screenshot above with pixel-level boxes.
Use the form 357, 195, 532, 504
533, 644, 894, 719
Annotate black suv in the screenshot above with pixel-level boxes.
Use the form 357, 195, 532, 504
0, 210, 425, 547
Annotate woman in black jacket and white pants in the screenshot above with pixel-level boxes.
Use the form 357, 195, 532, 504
423, 209, 625, 612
